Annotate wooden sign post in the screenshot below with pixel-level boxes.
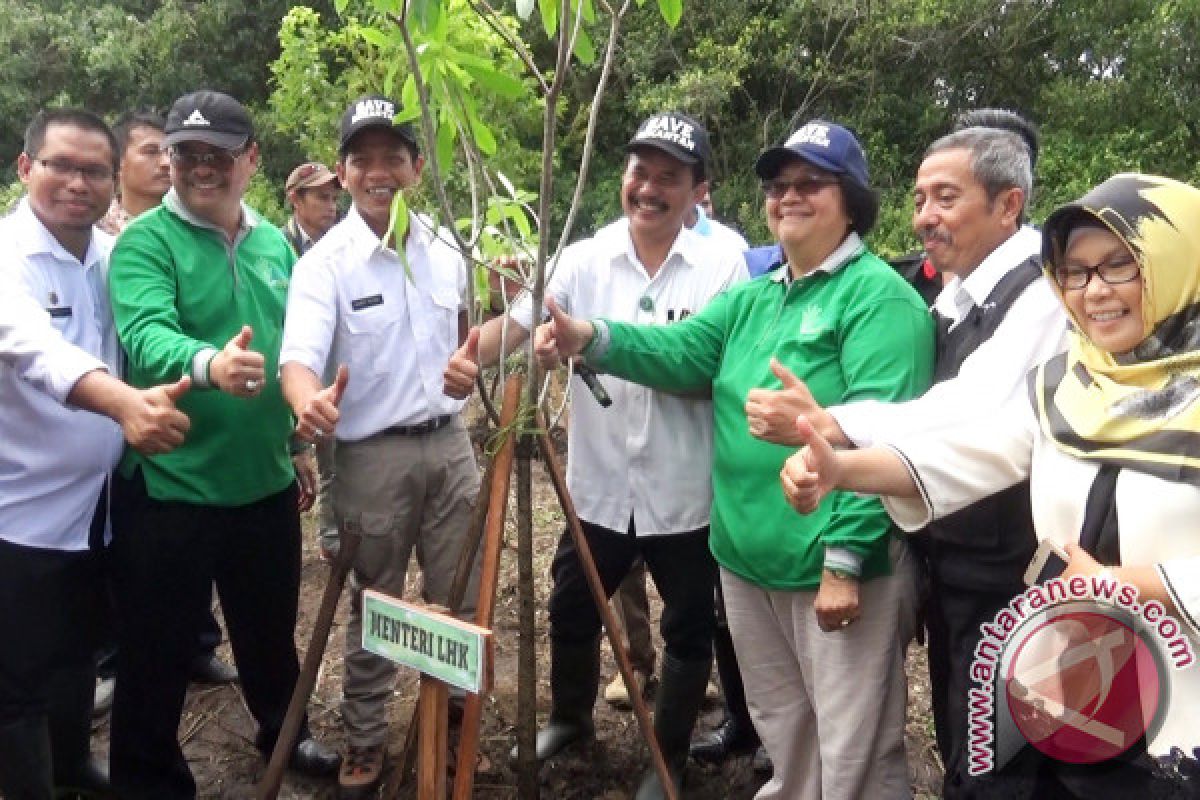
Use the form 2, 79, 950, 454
361, 591, 492, 800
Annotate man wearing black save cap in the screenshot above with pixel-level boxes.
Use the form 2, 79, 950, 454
442, 111, 747, 798
279, 94, 482, 799
107, 89, 338, 798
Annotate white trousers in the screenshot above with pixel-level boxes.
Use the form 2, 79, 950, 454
721, 537, 918, 800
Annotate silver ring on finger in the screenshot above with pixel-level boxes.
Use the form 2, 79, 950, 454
313, 428, 325, 438
840, 618, 851, 628
245, 379, 259, 392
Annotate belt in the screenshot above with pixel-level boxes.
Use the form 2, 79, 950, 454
381, 414, 454, 437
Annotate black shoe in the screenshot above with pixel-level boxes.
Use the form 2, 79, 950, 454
189, 653, 238, 685
289, 737, 342, 778
689, 716, 760, 764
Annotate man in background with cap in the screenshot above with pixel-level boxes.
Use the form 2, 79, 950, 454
280, 94, 480, 799
443, 111, 746, 798
282, 160, 343, 564
107, 89, 338, 799
283, 161, 341, 256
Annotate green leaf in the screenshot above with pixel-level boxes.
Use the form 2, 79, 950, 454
400, 73, 419, 114
516, 0, 536, 20
657, 0, 682, 27
572, 26, 596, 64
461, 63, 526, 98
470, 116, 498, 155
436, 118, 458, 168
334, 0, 350, 14
539, 0, 558, 36
577, 0, 596, 24
410, 0, 444, 32
356, 25, 393, 49
384, 191, 414, 283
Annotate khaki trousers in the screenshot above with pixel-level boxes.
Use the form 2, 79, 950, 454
721, 537, 918, 800
336, 417, 480, 746
609, 558, 657, 675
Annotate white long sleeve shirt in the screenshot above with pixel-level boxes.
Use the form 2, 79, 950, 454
831, 226, 1067, 446
0, 199, 121, 551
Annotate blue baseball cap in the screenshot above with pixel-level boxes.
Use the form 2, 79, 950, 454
754, 120, 870, 189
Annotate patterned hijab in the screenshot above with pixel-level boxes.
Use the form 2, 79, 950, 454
1033, 173, 1200, 485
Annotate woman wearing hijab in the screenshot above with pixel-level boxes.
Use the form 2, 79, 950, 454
783, 173, 1200, 795
537, 120, 935, 799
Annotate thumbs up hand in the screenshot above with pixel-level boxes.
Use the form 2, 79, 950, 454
121, 375, 193, 454
780, 415, 840, 515
296, 365, 349, 443
443, 327, 481, 400
745, 357, 837, 446
533, 297, 594, 371
209, 325, 267, 397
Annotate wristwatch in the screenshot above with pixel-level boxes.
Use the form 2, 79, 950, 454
824, 566, 859, 581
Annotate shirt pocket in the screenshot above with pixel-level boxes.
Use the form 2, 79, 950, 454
426, 286, 461, 342
343, 306, 396, 380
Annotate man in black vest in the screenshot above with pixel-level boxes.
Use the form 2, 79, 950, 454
744, 114, 1067, 798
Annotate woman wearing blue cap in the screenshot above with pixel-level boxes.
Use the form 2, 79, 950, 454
536, 120, 934, 798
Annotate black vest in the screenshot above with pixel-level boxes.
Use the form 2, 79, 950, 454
921, 256, 1042, 590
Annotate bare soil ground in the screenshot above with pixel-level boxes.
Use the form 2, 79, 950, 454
90, 413, 944, 799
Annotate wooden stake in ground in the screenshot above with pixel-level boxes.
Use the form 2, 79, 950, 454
535, 419, 677, 800
257, 517, 363, 800
389, 376, 522, 797
452, 375, 523, 800
416, 676, 450, 798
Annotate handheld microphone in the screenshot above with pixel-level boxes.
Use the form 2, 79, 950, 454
574, 362, 612, 408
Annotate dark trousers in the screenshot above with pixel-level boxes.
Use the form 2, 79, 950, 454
0, 538, 103, 794
0, 539, 102, 721
548, 519, 716, 662
109, 471, 307, 800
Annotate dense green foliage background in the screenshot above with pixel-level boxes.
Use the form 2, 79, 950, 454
4, 0, 1199, 258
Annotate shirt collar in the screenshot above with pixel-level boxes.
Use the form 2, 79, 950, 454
602, 217, 708, 275
946, 224, 1041, 309
769, 232, 864, 284
341, 204, 433, 257
12, 196, 109, 269
163, 188, 258, 239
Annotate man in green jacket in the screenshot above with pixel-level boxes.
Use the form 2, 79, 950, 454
107, 90, 338, 799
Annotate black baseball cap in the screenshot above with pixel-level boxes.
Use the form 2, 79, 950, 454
626, 111, 711, 166
339, 95, 418, 155
164, 90, 253, 150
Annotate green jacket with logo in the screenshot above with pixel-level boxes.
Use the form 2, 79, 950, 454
593, 248, 935, 590
108, 199, 297, 506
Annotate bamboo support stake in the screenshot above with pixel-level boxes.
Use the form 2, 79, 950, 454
257, 518, 364, 800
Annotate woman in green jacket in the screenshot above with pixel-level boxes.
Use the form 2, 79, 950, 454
538, 121, 934, 799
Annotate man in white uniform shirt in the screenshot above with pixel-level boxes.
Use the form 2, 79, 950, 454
748, 112, 1068, 798
0, 108, 189, 800
280, 94, 479, 800
443, 112, 746, 799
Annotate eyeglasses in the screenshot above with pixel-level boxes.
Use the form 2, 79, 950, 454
168, 146, 246, 171
1052, 255, 1140, 291
34, 158, 113, 183
761, 176, 839, 200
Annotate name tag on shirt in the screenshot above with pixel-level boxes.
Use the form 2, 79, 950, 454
351, 294, 384, 311
46, 306, 73, 319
